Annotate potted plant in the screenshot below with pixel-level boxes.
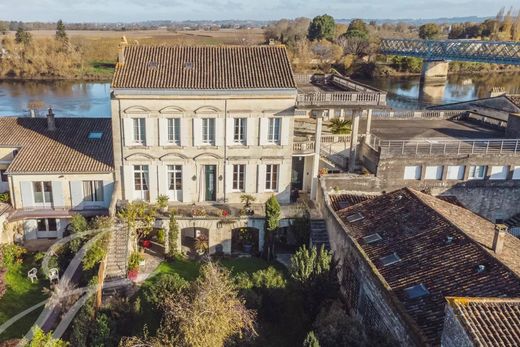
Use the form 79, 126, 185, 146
240, 194, 256, 215
319, 167, 328, 177
194, 234, 209, 255
192, 207, 207, 217
157, 195, 169, 213
127, 251, 144, 281
240, 228, 254, 253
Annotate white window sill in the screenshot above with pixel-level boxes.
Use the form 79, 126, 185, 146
162, 144, 184, 149
127, 144, 149, 149
196, 145, 218, 149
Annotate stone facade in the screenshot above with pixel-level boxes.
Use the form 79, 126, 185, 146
440, 304, 474, 347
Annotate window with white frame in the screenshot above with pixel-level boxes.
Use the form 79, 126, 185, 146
513, 166, 520, 180
167, 165, 182, 191
468, 165, 486, 179
202, 118, 216, 145
133, 118, 146, 144
232, 164, 245, 191
265, 164, 279, 190
33, 181, 53, 204
403, 166, 421, 180
83, 181, 104, 202
167, 118, 181, 145
233, 118, 247, 144
446, 165, 465, 180
267, 118, 281, 144
489, 165, 508, 180
134, 165, 149, 199
424, 166, 443, 180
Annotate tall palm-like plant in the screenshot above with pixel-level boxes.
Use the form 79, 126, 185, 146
328, 118, 352, 134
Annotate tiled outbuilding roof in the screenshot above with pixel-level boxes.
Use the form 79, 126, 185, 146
335, 188, 520, 346
0, 117, 113, 174
111, 45, 296, 90
447, 297, 520, 346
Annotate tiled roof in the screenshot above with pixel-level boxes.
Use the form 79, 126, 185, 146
447, 297, 520, 346
329, 193, 377, 211
111, 45, 296, 90
335, 188, 520, 346
0, 117, 113, 174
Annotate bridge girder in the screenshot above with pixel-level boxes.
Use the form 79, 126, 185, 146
380, 39, 520, 65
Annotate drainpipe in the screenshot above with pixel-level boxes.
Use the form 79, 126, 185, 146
223, 99, 228, 203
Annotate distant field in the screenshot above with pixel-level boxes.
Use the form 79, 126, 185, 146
8, 28, 265, 45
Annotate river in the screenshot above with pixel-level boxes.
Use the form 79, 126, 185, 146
0, 73, 519, 116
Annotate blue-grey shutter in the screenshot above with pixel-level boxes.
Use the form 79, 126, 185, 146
103, 180, 114, 208
70, 181, 83, 210
51, 181, 64, 208
20, 181, 34, 208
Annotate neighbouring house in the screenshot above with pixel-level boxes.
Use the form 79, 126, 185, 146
442, 297, 520, 347
111, 44, 297, 205
318, 186, 520, 346
0, 114, 115, 241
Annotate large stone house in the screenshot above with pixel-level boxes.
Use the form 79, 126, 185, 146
111, 45, 297, 205
0, 115, 115, 240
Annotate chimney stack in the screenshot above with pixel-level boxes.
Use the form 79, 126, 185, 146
492, 224, 507, 254
118, 36, 128, 67
47, 107, 56, 131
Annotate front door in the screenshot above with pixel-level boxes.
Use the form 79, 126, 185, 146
204, 165, 217, 201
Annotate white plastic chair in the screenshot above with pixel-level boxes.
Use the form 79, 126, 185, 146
28, 268, 38, 283
48, 268, 59, 283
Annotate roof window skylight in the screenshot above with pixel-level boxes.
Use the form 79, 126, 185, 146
380, 253, 401, 266
363, 233, 382, 244
404, 284, 430, 299
346, 212, 364, 223
88, 131, 103, 139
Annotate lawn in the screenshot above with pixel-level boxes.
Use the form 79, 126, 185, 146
0, 254, 48, 341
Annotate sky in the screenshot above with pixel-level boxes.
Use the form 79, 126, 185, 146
0, 0, 510, 22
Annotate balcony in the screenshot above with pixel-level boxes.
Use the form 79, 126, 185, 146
293, 135, 351, 155
295, 74, 387, 108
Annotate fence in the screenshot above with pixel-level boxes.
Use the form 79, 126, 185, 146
368, 136, 520, 156
371, 110, 467, 119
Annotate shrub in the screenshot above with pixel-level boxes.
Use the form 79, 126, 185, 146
69, 214, 88, 252
156, 195, 169, 209
144, 273, 188, 308
168, 214, 180, 257
156, 228, 165, 245
30, 326, 68, 347
90, 216, 114, 230
251, 267, 287, 289
82, 234, 109, 270
0, 191, 10, 204
0, 244, 26, 269
303, 331, 320, 347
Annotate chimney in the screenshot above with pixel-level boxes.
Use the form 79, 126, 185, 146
492, 224, 507, 254
47, 107, 56, 131
118, 36, 128, 67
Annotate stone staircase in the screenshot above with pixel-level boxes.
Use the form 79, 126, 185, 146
105, 226, 129, 279
310, 219, 330, 250
505, 214, 520, 237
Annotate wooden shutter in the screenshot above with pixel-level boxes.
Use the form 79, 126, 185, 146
193, 118, 202, 146
102, 180, 114, 208
257, 164, 266, 193
280, 117, 290, 146
215, 118, 225, 146
225, 164, 234, 194
246, 118, 256, 146
259, 118, 268, 145
180, 118, 189, 146
158, 118, 168, 146
51, 181, 64, 208
145, 118, 154, 146
226, 118, 235, 145
20, 181, 34, 208
148, 165, 158, 202
123, 118, 133, 147
70, 181, 83, 209
245, 164, 256, 193
157, 165, 168, 195
123, 165, 134, 201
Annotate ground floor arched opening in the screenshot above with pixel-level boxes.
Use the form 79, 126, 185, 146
181, 227, 210, 256
231, 227, 259, 254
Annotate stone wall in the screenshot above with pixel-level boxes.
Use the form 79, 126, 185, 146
316, 181, 423, 346
440, 305, 474, 347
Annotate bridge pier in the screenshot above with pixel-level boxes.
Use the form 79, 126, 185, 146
420, 60, 449, 84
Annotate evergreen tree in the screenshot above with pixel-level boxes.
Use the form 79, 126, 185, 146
15, 26, 31, 45
264, 195, 281, 260
303, 331, 320, 347
308, 14, 336, 41
56, 19, 68, 44
418, 23, 440, 39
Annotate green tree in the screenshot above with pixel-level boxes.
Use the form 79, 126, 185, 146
82, 234, 109, 270
290, 245, 332, 284
158, 262, 256, 346
55, 19, 68, 43
264, 195, 281, 260
303, 331, 320, 347
419, 23, 440, 39
308, 14, 336, 41
69, 214, 88, 252
168, 213, 180, 256
347, 19, 368, 36
15, 26, 32, 45
328, 118, 352, 134
30, 326, 68, 347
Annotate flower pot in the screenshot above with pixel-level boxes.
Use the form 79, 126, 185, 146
128, 269, 139, 281
243, 243, 253, 253
160, 207, 168, 213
